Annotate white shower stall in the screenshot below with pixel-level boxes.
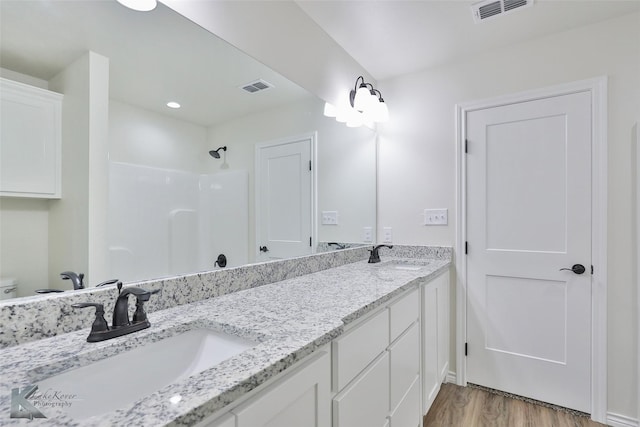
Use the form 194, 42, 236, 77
107, 162, 248, 282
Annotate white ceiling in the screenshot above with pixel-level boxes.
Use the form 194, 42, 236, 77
296, 0, 640, 81
0, 0, 313, 127
1, 1, 638, 126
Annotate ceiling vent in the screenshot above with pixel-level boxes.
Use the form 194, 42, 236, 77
471, 0, 533, 23
240, 79, 274, 94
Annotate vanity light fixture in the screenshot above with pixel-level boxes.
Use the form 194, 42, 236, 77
166, 101, 181, 109
324, 76, 388, 127
116, 0, 157, 12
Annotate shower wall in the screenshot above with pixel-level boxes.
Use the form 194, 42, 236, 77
108, 162, 248, 282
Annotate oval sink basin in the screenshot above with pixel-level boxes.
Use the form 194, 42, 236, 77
36, 328, 257, 420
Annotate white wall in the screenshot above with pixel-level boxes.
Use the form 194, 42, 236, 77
0, 199, 49, 296
0, 68, 48, 89
87, 53, 110, 285
208, 97, 377, 262
48, 51, 110, 289
109, 100, 208, 172
378, 12, 640, 420
635, 122, 640, 425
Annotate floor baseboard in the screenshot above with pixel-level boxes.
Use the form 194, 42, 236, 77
446, 370, 456, 384
607, 412, 639, 427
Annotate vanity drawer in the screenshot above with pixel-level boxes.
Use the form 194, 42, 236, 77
333, 351, 390, 427
333, 307, 389, 391
389, 374, 420, 427
389, 321, 420, 411
389, 287, 419, 342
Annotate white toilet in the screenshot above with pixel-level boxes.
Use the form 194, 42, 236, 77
0, 278, 18, 300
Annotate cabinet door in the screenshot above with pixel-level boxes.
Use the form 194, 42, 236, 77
436, 271, 450, 382
333, 352, 390, 427
0, 79, 62, 198
233, 350, 330, 427
422, 270, 451, 414
422, 282, 439, 413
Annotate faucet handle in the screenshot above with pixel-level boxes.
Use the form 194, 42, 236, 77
96, 278, 118, 287
72, 303, 109, 334
132, 289, 160, 323
124, 287, 160, 302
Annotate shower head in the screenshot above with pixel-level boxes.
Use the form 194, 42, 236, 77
209, 146, 227, 159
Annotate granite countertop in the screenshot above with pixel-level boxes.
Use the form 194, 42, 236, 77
0, 257, 450, 426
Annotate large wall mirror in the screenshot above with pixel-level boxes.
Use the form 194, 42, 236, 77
0, 0, 376, 297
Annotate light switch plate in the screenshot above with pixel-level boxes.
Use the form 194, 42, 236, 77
321, 211, 338, 225
424, 209, 448, 225
383, 227, 393, 243
363, 227, 373, 243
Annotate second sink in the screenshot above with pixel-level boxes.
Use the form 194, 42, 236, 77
376, 259, 432, 271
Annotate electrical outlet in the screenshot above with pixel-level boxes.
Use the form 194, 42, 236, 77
383, 227, 393, 243
321, 211, 338, 225
424, 209, 448, 225
363, 227, 373, 243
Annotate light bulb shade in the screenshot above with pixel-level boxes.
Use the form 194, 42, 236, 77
370, 99, 389, 123
335, 105, 350, 122
323, 102, 337, 117
353, 85, 374, 111
117, 0, 157, 11
346, 110, 364, 127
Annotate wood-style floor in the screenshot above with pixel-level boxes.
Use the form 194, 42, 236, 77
423, 383, 608, 427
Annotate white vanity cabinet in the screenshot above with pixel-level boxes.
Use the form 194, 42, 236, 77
422, 270, 450, 414
198, 349, 331, 427
195, 267, 451, 427
0, 78, 62, 198
333, 287, 421, 427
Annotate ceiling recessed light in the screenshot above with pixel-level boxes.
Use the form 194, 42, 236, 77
166, 102, 181, 109
116, 0, 157, 12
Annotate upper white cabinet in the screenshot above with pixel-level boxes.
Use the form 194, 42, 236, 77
0, 78, 63, 198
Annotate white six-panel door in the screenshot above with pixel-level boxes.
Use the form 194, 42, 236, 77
465, 91, 592, 412
256, 136, 313, 261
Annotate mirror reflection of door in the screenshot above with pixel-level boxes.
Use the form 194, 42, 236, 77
256, 134, 315, 261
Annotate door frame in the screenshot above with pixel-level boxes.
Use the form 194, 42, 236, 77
254, 132, 317, 261
454, 77, 608, 422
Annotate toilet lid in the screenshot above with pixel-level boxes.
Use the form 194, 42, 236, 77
0, 278, 17, 288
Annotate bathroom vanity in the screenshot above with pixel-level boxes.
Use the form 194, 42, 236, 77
0, 246, 451, 426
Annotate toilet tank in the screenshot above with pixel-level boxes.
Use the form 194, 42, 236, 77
0, 278, 18, 300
